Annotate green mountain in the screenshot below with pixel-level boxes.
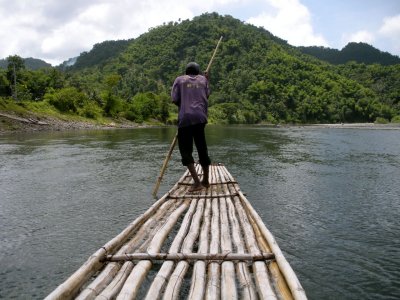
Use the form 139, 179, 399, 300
65, 39, 132, 70
0, 57, 52, 70
298, 42, 400, 65
1, 13, 400, 124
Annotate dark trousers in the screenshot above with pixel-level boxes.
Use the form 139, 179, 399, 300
178, 123, 211, 167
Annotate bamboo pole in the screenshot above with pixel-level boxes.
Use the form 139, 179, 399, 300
95, 262, 134, 300
221, 165, 307, 300
236, 189, 307, 300
206, 170, 221, 300
145, 199, 199, 300
247, 210, 294, 300
46, 169, 190, 300
233, 193, 277, 300
136, 202, 184, 253
46, 193, 174, 300
116, 200, 190, 300
152, 133, 178, 198
219, 167, 277, 299
102, 170, 187, 254
218, 168, 257, 300
44, 248, 107, 300
94, 199, 184, 300
162, 198, 205, 300
76, 200, 178, 299
219, 195, 237, 300
188, 198, 211, 300
205, 36, 223, 73
162, 262, 189, 300
76, 263, 120, 300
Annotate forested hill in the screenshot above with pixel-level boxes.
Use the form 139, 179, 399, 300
64, 39, 132, 70
298, 42, 400, 65
0, 57, 51, 70
1, 13, 400, 125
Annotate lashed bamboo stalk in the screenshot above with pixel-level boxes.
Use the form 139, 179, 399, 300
95, 261, 134, 300
219, 195, 237, 299
236, 189, 307, 300
162, 262, 189, 300
76, 262, 120, 300
44, 247, 107, 300
189, 261, 206, 300
103, 179, 184, 254
220, 165, 307, 300
45, 186, 180, 300
209, 164, 216, 185
76, 200, 178, 299
162, 198, 206, 300
247, 211, 293, 300
130, 201, 181, 251
206, 167, 221, 300
145, 199, 199, 300
188, 198, 211, 300
116, 200, 190, 300
92, 195, 187, 300
233, 194, 277, 299
217, 167, 257, 300
135, 201, 184, 253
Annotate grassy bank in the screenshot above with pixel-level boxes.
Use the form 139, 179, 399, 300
0, 99, 150, 134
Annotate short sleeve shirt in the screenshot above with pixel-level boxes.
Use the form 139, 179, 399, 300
171, 75, 210, 128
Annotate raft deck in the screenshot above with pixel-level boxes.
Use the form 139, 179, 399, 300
46, 164, 306, 300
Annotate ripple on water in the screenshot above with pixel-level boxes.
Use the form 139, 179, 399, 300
1, 127, 400, 299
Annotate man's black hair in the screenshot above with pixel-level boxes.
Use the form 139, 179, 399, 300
185, 62, 200, 75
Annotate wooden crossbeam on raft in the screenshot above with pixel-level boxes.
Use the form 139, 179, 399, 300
178, 181, 238, 186
168, 192, 239, 199
105, 252, 275, 262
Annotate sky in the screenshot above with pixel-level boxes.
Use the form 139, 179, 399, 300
1, 0, 399, 66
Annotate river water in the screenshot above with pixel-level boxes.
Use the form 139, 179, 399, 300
0, 126, 399, 299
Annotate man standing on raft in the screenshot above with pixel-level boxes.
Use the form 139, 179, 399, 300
171, 62, 211, 192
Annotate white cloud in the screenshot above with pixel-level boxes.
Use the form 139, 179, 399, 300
378, 14, 400, 55
0, 0, 200, 65
1, 0, 398, 64
246, 0, 329, 47
340, 14, 400, 55
342, 30, 375, 45
379, 14, 400, 36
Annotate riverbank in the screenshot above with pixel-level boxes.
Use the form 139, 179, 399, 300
292, 122, 400, 130
0, 111, 151, 135
2, 110, 400, 135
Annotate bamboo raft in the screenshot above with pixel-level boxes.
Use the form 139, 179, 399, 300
46, 164, 307, 300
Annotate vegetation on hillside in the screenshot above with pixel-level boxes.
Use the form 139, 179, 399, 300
67, 40, 132, 70
0, 57, 52, 70
1, 13, 399, 126
298, 42, 400, 66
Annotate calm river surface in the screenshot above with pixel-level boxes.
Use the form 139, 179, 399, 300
0, 126, 399, 299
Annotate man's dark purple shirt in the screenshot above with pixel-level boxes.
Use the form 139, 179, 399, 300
171, 75, 210, 128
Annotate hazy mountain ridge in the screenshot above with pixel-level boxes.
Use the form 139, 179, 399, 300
0, 57, 52, 70
298, 42, 400, 65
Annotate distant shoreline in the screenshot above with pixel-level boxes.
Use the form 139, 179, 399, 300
291, 123, 400, 129
0, 111, 147, 135
1, 111, 400, 135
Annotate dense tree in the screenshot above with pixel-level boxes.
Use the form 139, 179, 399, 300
299, 43, 400, 65
1, 13, 399, 124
